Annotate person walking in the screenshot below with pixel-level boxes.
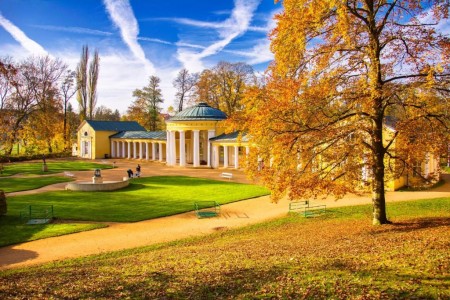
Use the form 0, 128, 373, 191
127, 169, 133, 178
136, 164, 141, 177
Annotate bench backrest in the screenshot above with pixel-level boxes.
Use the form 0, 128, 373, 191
289, 201, 309, 210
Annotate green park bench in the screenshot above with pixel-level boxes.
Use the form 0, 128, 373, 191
194, 201, 221, 218
20, 205, 54, 224
289, 200, 326, 217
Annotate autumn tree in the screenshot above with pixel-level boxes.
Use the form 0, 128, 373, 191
1, 56, 67, 155
20, 56, 67, 153
195, 61, 254, 115
235, 0, 449, 225
76, 45, 99, 121
94, 105, 120, 121
126, 76, 164, 131
0, 57, 17, 155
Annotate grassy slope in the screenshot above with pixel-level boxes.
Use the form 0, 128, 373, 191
0, 198, 448, 299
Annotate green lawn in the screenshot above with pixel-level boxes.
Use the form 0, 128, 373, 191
0, 176, 73, 193
6, 176, 269, 222
0, 198, 448, 299
0, 161, 113, 177
0, 215, 106, 247
0, 176, 269, 246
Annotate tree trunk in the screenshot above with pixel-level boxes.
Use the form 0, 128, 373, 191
372, 118, 390, 225
0, 190, 7, 216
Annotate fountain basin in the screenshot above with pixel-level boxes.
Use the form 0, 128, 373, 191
65, 179, 129, 191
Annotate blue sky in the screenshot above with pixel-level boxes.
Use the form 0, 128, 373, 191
0, 0, 280, 113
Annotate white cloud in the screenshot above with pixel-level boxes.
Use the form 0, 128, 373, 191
34, 25, 113, 36
103, 0, 155, 74
138, 36, 173, 45
0, 13, 47, 55
176, 0, 261, 71
54, 47, 177, 114
225, 39, 273, 65
224, 8, 280, 65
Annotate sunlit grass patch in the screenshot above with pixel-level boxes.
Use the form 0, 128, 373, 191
0, 161, 112, 177
0, 176, 72, 193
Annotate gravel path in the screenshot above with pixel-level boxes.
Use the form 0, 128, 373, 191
1, 159, 449, 270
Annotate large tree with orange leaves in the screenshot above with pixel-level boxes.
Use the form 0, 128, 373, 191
234, 0, 449, 225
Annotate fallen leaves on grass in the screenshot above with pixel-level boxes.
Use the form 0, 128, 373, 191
0, 216, 449, 299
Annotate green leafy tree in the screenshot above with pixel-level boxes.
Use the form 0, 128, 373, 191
126, 76, 164, 131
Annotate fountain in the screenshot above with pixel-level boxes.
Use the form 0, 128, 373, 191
65, 169, 130, 191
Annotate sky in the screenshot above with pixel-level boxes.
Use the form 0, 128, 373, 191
0, 0, 280, 114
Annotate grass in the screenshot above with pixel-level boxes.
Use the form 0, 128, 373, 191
0, 161, 113, 177
6, 176, 270, 222
0, 176, 269, 246
0, 198, 448, 299
0, 176, 73, 193
0, 215, 106, 247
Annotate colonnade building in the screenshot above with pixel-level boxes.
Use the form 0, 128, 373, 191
77, 102, 249, 169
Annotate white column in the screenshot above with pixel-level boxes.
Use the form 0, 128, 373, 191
127, 142, 131, 159
213, 145, 220, 168
152, 142, 156, 160
146, 142, 150, 160
116, 141, 120, 158
111, 141, 115, 158
207, 130, 215, 167
224, 146, 229, 168
234, 146, 239, 169
193, 130, 200, 167
139, 141, 143, 159
122, 142, 125, 158
159, 142, 163, 162
179, 130, 186, 167
166, 131, 171, 164
132, 141, 137, 159
171, 130, 176, 165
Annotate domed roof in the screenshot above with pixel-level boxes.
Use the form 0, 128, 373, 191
169, 102, 227, 121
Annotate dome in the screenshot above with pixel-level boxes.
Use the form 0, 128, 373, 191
169, 102, 227, 121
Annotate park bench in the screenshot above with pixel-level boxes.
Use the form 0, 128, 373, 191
220, 172, 233, 180
64, 171, 75, 178
20, 205, 54, 224
289, 200, 326, 217
194, 201, 221, 218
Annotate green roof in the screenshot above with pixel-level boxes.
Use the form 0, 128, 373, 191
169, 102, 227, 121
86, 120, 145, 131
110, 131, 167, 140
210, 131, 248, 143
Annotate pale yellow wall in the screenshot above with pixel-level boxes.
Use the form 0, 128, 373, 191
77, 122, 118, 159
94, 131, 117, 159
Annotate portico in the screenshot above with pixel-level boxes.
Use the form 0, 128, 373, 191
165, 102, 229, 168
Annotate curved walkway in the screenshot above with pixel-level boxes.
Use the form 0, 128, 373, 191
1, 159, 450, 270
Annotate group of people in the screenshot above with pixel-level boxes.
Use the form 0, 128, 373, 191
127, 164, 141, 178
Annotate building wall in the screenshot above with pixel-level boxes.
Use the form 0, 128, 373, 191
77, 122, 117, 159
94, 131, 117, 159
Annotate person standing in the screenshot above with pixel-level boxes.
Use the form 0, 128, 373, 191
136, 164, 141, 177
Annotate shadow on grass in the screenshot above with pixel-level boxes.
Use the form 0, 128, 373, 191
369, 217, 450, 234
141, 176, 243, 187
